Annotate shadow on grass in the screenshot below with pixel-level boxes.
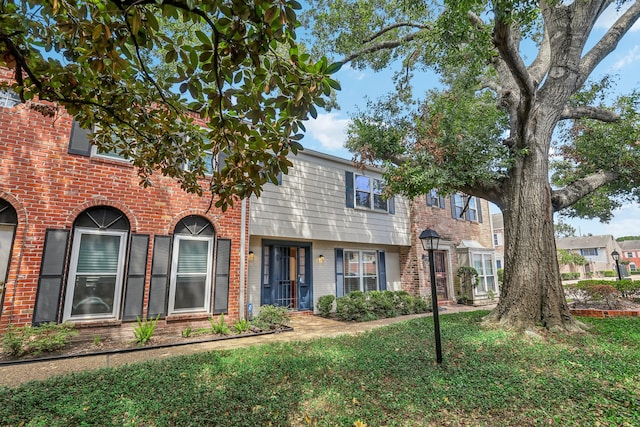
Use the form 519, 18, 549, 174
1, 311, 639, 426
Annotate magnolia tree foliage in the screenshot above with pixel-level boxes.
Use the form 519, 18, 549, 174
0, 0, 341, 210
304, 0, 640, 330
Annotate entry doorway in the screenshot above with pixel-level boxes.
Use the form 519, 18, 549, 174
434, 250, 449, 300
261, 242, 312, 311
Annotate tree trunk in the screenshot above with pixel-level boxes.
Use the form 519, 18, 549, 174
486, 124, 581, 331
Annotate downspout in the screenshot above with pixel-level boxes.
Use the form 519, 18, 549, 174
239, 197, 247, 320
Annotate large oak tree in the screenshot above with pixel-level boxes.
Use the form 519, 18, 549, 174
0, 0, 340, 210
304, 0, 640, 330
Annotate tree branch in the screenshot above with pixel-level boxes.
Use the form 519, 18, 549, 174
551, 170, 619, 211
560, 106, 619, 122
579, 0, 640, 85
341, 30, 427, 65
492, 15, 535, 98
362, 22, 430, 44
527, 24, 550, 86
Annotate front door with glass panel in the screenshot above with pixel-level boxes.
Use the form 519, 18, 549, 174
434, 250, 449, 300
261, 244, 312, 310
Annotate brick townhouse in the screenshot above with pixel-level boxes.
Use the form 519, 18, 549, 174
0, 71, 247, 336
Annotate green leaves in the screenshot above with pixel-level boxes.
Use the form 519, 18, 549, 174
0, 0, 338, 210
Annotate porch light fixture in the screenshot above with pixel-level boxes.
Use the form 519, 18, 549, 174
318, 254, 325, 263
611, 250, 622, 280
419, 227, 443, 366
248, 250, 255, 261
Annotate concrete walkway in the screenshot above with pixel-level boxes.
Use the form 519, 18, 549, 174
0, 304, 493, 388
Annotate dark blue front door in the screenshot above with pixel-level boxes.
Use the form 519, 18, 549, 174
261, 244, 312, 310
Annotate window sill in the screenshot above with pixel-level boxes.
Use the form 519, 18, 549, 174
91, 156, 134, 168
69, 319, 122, 329
165, 313, 211, 323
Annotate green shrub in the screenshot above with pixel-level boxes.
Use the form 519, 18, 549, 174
181, 327, 192, 338
335, 291, 430, 322
133, 315, 159, 346
233, 319, 251, 334
317, 295, 335, 317
3, 322, 78, 357
252, 305, 290, 330
561, 272, 581, 280
210, 314, 231, 335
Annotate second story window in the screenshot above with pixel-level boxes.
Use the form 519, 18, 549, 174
0, 89, 20, 108
580, 248, 598, 256
451, 193, 482, 223
426, 189, 446, 208
355, 174, 388, 212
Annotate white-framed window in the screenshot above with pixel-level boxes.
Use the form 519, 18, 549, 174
626, 252, 634, 258
64, 228, 128, 321
630, 263, 637, 272
467, 197, 478, 221
91, 144, 130, 161
63, 206, 130, 321
168, 216, 215, 314
427, 189, 445, 208
580, 248, 598, 257
453, 194, 465, 218
453, 194, 480, 222
0, 89, 20, 108
354, 174, 388, 212
344, 250, 378, 294
472, 252, 496, 294
493, 233, 500, 246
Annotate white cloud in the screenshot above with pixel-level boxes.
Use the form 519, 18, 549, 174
612, 45, 640, 70
595, 2, 640, 32
305, 113, 350, 151
345, 64, 366, 81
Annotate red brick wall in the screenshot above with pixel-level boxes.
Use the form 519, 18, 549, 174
0, 74, 247, 331
401, 196, 494, 301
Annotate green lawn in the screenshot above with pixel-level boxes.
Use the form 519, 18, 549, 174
1, 311, 639, 426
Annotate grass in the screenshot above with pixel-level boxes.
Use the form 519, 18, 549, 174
0, 311, 639, 426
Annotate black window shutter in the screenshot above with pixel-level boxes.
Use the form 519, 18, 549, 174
477, 198, 483, 223
33, 229, 70, 325
68, 120, 92, 156
388, 197, 395, 214
335, 248, 345, 297
378, 251, 387, 291
147, 236, 171, 318
122, 234, 149, 321
214, 238, 231, 314
345, 171, 354, 208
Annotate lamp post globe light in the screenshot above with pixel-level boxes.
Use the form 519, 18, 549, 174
419, 227, 443, 365
611, 250, 622, 281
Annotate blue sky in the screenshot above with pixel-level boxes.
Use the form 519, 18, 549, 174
299, 3, 640, 238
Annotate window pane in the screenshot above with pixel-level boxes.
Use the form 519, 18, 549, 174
355, 191, 370, 208
345, 277, 360, 294
473, 254, 483, 273
345, 251, 360, 276
71, 275, 116, 315
362, 252, 377, 275
373, 194, 387, 210
203, 151, 214, 175
484, 257, 494, 275
364, 276, 377, 292
76, 234, 121, 273
355, 175, 370, 191
0, 226, 15, 282
174, 275, 206, 309
486, 276, 496, 292
177, 239, 209, 273
373, 179, 385, 194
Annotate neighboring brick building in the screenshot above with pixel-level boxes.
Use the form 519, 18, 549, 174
401, 191, 497, 305
618, 240, 640, 274
0, 74, 247, 335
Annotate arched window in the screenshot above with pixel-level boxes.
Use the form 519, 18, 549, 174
63, 206, 130, 321
169, 215, 215, 314
0, 199, 18, 286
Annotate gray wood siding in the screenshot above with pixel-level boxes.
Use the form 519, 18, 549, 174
250, 150, 411, 246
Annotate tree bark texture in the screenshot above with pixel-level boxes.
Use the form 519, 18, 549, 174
487, 105, 579, 331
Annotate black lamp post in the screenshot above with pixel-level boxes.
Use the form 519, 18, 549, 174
611, 250, 622, 281
419, 227, 442, 365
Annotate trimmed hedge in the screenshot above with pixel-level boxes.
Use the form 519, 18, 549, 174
335, 290, 430, 322
564, 279, 640, 308
561, 272, 581, 280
